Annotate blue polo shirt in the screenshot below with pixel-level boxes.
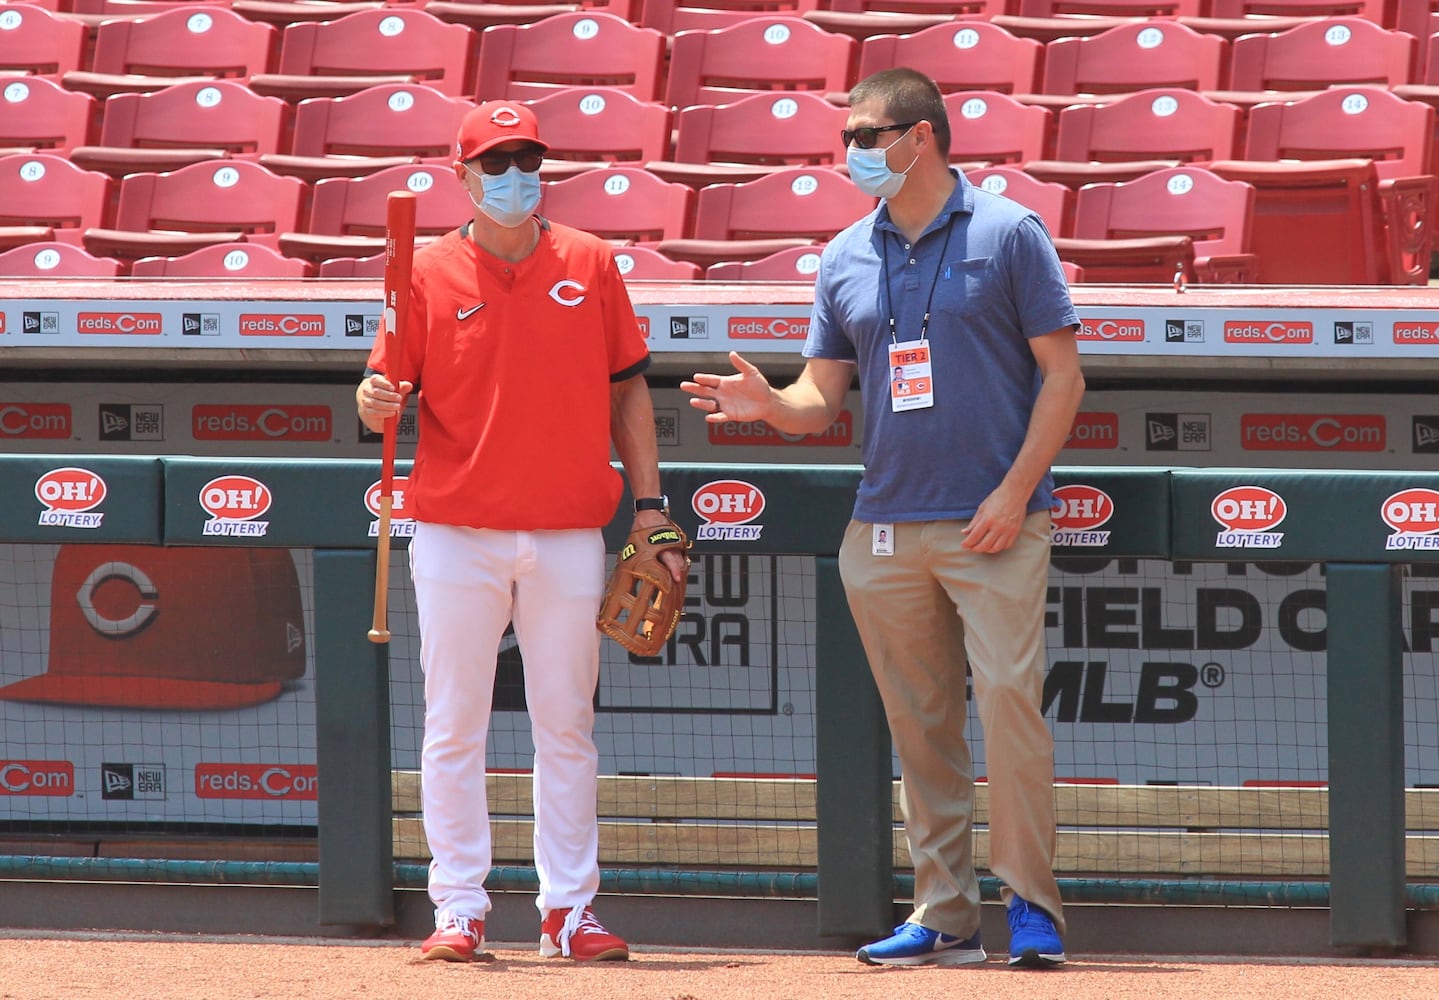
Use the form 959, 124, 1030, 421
804, 170, 1078, 523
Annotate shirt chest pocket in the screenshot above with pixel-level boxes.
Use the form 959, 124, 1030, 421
934, 256, 1002, 317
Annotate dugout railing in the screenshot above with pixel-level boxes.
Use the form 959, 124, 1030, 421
0, 458, 1434, 950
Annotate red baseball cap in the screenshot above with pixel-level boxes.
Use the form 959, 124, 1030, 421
456, 101, 549, 162
0, 545, 306, 711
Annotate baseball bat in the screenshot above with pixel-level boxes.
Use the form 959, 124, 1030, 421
368, 190, 417, 643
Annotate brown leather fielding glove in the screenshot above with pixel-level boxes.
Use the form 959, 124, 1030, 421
597, 520, 691, 657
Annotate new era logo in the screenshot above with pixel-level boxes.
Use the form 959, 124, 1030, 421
182, 313, 221, 336
102, 763, 166, 800
1334, 321, 1373, 345
1165, 319, 1204, 343
1415, 417, 1439, 453
669, 316, 707, 339
1146, 412, 1211, 451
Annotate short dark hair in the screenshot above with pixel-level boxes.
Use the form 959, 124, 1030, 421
848, 67, 950, 158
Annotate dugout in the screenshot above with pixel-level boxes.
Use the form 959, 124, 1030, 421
1, 278, 1439, 956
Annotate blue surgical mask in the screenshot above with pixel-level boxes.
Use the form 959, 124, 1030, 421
845, 125, 919, 200
466, 164, 541, 228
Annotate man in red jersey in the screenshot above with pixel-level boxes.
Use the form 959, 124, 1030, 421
355, 100, 684, 964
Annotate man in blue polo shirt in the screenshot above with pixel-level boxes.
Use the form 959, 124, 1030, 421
682, 67, 1084, 969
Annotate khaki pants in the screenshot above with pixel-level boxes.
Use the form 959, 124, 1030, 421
838, 511, 1065, 938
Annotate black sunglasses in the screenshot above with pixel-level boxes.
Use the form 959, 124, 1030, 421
841, 121, 919, 150
471, 144, 546, 176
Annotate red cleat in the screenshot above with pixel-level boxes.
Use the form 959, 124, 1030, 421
539, 905, 630, 961
421, 914, 484, 962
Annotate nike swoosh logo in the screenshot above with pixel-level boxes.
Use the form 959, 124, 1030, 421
456, 303, 486, 321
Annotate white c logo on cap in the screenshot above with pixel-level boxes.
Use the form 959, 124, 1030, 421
77, 560, 159, 637
490, 107, 522, 127
548, 280, 586, 306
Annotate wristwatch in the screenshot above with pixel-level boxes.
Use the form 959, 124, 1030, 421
634, 495, 669, 514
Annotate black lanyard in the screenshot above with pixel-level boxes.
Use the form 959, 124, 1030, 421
878, 215, 955, 346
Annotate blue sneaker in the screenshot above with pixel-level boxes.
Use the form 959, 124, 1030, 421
856, 921, 986, 966
1006, 895, 1066, 967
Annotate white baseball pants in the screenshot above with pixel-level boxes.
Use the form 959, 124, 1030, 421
409, 522, 605, 923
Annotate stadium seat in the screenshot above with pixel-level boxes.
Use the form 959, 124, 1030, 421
1206, 0, 1384, 18
130, 241, 316, 277
69, 80, 292, 177
541, 168, 696, 244
420, 1, 573, 34
473, 12, 666, 103
1024, 88, 1242, 187
278, 163, 471, 262
664, 18, 859, 111
0, 4, 86, 79
642, 0, 823, 36
540, 167, 695, 244
855, 20, 1044, 96
0, 153, 113, 249
521, 88, 674, 180
61, 7, 278, 100
1055, 166, 1258, 283
0, 77, 97, 155
657, 165, 875, 266
649, 91, 850, 188
965, 165, 1075, 237
248, 9, 474, 102
612, 245, 703, 280
1015, 0, 1202, 13
1040, 21, 1227, 100
260, 83, 474, 182
81, 160, 307, 260
230, 0, 384, 29
318, 251, 386, 277
803, 0, 998, 43
705, 243, 827, 280
1225, 17, 1417, 93
1231, 86, 1436, 283
945, 91, 1054, 166
1208, 157, 1389, 283
0, 240, 123, 277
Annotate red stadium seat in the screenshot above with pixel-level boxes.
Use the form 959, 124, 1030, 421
61, 7, 278, 100
130, 241, 316, 277
522, 88, 674, 179
657, 165, 875, 266
1207, 0, 1384, 18
945, 91, 1054, 166
1041, 21, 1227, 98
804, 0, 998, 44
0, 77, 97, 155
82, 160, 307, 260
69, 80, 292, 177
612, 245, 703, 280
0, 153, 113, 249
650, 91, 850, 188
1231, 86, 1436, 283
260, 83, 474, 182
420, 0, 638, 33
642, 0, 822, 36
1225, 18, 1417, 92
1056, 166, 1258, 283
318, 251, 387, 277
248, 9, 474, 102
1209, 157, 1390, 283
965, 165, 1075, 237
473, 12, 667, 103
540, 167, 695, 243
278, 163, 472, 262
0, 240, 123, 277
1015, 0, 1201, 14
664, 18, 859, 111
1024, 88, 1242, 188
0, 4, 86, 79
705, 243, 826, 280
855, 21, 1044, 97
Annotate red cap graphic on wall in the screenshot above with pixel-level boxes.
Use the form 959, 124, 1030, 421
0, 545, 306, 710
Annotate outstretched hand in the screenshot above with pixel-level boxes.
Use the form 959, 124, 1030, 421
680, 351, 773, 424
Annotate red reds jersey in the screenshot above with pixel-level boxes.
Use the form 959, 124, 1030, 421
367, 218, 649, 530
